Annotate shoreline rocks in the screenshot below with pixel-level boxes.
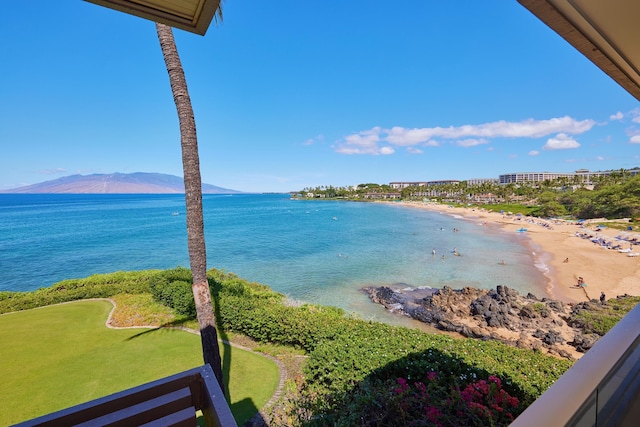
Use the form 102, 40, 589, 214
363, 284, 599, 360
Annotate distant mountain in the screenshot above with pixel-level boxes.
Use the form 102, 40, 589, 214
1, 173, 242, 194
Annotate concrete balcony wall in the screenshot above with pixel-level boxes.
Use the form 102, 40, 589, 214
512, 302, 640, 427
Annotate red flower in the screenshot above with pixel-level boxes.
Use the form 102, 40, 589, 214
424, 405, 442, 423
488, 375, 502, 388
507, 396, 520, 408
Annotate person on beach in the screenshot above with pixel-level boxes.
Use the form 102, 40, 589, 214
600, 291, 606, 304
563, 257, 569, 263
577, 277, 585, 287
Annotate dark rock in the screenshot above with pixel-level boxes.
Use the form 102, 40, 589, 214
554, 349, 574, 360
541, 330, 564, 345
361, 284, 608, 360
519, 305, 537, 319
571, 333, 600, 353
543, 299, 564, 312
537, 306, 551, 318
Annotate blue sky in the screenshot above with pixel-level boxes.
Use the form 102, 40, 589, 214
1, 1, 639, 193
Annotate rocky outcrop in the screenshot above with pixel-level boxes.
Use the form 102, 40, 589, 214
363, 285, 592, 360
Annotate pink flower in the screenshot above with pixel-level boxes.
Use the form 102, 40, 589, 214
474, 380, 490, 395
426, 371, 438, 382
488, 375, 502, 388
424, 405, 442, 422
394, 377, 409, 394
507, 396, 520, 408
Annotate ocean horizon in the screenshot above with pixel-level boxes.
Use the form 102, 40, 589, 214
0, 193, 547, 324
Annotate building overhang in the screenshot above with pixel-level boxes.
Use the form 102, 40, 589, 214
518, 0, 640, 101
84, 0, 220, 35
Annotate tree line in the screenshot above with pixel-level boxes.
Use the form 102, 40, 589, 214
298, 171, 640, 220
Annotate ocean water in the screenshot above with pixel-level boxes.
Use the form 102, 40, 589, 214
0, 194, 546, 323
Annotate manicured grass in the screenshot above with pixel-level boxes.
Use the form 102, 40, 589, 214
0, 300, 279, 426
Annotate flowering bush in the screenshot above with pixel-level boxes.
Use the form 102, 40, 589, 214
388, 372, 521, 426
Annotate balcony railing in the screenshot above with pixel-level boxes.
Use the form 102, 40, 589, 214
14, 364, 237, 427
512, 301, 640, 426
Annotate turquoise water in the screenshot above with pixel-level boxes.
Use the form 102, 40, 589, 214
0, 194, 546, 321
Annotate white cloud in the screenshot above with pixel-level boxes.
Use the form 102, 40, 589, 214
406, 147, 423, 154
40, 168, 67, 175
596, 156, 605, 160
386, 127, 435, 146
610, 111, 624, 120
455, 138, 489, 147
334, 127, 394, 155
303, 135, 324, 146
334, 127, 382, 155
334, 116, 595, 155
386, 116, 594, 144
528, 150, 540, 156
631, 108, 640, 123
543, 133, 580, 150
630, 135, 640, 144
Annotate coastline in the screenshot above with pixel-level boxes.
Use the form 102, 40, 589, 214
389, 201, 640, 304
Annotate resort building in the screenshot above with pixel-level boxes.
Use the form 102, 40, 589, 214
498, 172, 575, 184
389, 181, 427, 190
575, 167, 640, 182
427, 180, 460, 186
390, 180, 459, 189
362, 192, 401, 199
465, 178, 499, 186
499, 168, 640, 185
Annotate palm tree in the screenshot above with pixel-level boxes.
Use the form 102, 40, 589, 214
156, 22, 223, 387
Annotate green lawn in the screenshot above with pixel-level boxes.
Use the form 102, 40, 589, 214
0, 300, 279, 426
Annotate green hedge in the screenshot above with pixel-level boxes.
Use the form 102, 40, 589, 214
148, 268, 195, 317
0, 270, 156, 314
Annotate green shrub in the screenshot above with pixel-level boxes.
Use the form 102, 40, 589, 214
217, 294, 344, 351
0, 270, 156, 314
569, 296, 640, 336
148, 268, 196, 317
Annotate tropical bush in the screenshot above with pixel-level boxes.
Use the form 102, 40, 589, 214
0, 270, 156, 313
368, 373, 521, 426
148, 267, 195, 317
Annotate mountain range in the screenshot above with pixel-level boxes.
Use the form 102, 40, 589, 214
1, 173, 242, 194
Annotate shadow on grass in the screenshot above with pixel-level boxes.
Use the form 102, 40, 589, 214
212, 283, 266, 426
122, 314, 263, 425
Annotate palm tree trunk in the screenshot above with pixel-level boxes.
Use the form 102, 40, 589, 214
156, 22, 223, 388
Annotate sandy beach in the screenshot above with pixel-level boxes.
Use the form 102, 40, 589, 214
393, 201, 640, 304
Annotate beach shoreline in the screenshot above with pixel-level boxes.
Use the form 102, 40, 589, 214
389, 201, 640, 304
